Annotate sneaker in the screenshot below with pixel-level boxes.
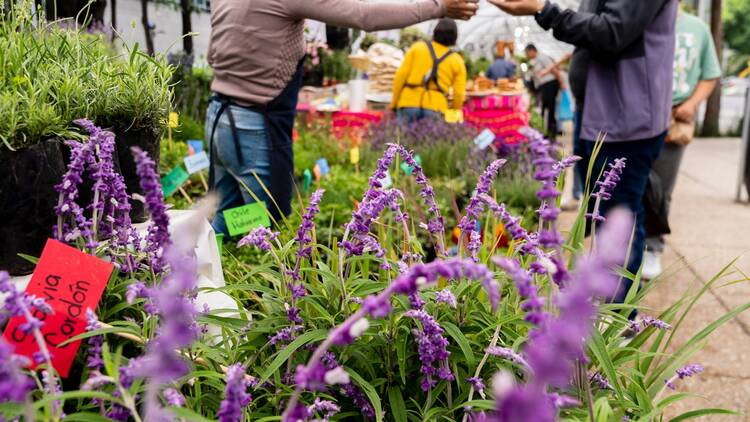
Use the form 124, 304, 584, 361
560, 197, 579, 211
642, 250, 662, 281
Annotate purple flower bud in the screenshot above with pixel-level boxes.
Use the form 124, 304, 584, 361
218, 364, 252, 422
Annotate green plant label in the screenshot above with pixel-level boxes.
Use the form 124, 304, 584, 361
400, 154, 422, 176
223, 202, 271, 237
303, 169, 312, 193
162, 166, 190, 197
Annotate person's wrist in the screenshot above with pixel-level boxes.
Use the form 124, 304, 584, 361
535, 0, 547, 15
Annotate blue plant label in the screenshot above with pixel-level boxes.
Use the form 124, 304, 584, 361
187, 139, 204, 155
474, 129, 495, 150
183, 151, 210, 174
316, 158, 330, 176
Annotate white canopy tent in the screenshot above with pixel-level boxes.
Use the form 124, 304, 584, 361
415, 0, 582, 60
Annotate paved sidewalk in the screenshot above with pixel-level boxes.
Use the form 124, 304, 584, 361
641, 138, 750, 420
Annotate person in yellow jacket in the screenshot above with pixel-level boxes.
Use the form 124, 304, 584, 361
390, 19, 467, 123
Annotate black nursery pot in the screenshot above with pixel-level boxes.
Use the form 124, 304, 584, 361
0, 140, 67, 276
113, 125, 161, 223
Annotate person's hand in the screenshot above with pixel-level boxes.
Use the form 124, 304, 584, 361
444, 0, 479, 20
673, 101, 697, 123
487, 0, 545, 16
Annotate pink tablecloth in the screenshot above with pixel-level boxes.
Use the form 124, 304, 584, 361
331, 110, 383, 139
463, 94, 529, 144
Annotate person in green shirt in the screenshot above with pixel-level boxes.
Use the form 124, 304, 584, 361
642, 9, 722, 280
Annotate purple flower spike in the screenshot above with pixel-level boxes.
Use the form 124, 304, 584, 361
434, 289, 457, 308
486, 346, 531, 370
294, 189, 324, 260
458, 159, 507, 261
404, 309, 452, 391
665, 364, 704, 390
218, 364, 252, 422
493, 209, 634, 419
85, 309, 104, 372
164, 387, 186, 407
588, 158, 627, 222
132, 147, 171, 273
0, 339, 35, 403
590, 372, 613, 390
238, 227, 280, 251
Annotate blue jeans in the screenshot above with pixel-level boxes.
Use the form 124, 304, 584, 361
578, 127, 666, 304
206, 99, 272, 236
397, 108, 441, 124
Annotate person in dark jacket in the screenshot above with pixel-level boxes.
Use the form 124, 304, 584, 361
491, 0, 679, 305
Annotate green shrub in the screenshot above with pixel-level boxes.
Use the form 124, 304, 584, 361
0, 2, 172, 150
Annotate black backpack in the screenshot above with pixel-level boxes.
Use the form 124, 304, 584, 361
408, 41, 455, 96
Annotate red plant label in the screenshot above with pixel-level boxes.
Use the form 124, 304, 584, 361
2, 239, 114, 377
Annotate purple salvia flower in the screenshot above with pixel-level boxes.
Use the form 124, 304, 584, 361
403, 309, 453, 390
294, 189, 324, 261
486, 346, 531, 370
590, 373, 613, 390
284, 259, 499, 418
218, 364, 252, 422
269, 325, 303, 346
307, 398, 340, 421
319, 351, 375, 419
466, 377, 486, 397
548, 393, 580, 408
630, 315, 673, 334
164, 387, 186, 407
0, 339, 35, 403
238, 227, 280, 251
494, 209, 633, 421
587, 158, 627, 223
42, 369, 65, 419
458, 159, 507, 261
434, 288, 457, 308
54, 139, 96, 244
665, 364, 704, 390
132, 147, 171, 273
85, 309, 104, 372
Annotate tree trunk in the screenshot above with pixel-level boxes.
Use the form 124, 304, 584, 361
180, 0, 193, 55
140, 0, 154, 55
110, 0, 116, 41
702, 0, 723, 136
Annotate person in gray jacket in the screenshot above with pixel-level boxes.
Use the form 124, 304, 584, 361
491, 0, 679, 304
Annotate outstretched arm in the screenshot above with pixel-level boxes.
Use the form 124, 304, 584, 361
490, 0, 670, 55
287, 0, 478, 33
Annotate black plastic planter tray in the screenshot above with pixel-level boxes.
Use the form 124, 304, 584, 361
0, 139, 67, 275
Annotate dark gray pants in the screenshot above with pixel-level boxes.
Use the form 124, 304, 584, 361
645, 142, 686, 253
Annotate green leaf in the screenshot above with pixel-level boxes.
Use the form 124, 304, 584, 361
668, 408, 740, 422
346, 369, 384, 422
588, 330, 625, 401
258, 329, 328, 384
58, 326, 143, 347
396, 326, 409, 384
168, 407, 214, 422
62, 412, 113, 422
388, 386, 408, 422
34, 391, 122, 409
442, 321, 476, 367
